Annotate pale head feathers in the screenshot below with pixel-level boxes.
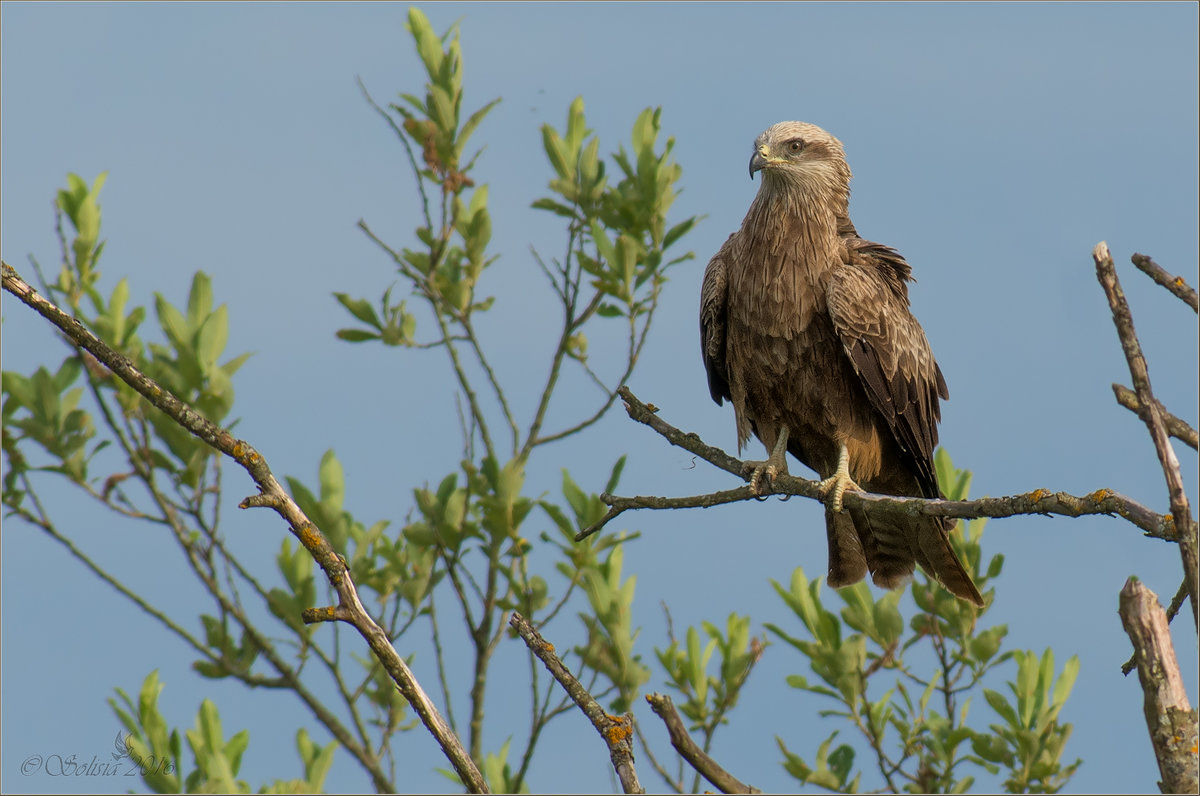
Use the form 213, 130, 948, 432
749, 121, 852, 214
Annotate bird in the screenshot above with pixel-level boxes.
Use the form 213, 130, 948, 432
699, 121, 983, 606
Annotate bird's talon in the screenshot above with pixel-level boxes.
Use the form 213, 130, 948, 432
744, 427, 790, 496
817, 447, 862, 514
744, 460, 778, 496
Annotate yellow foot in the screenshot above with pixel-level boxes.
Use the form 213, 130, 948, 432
744, 458, 783, 495
817, 443, 862, 513
743, 426, 789, 496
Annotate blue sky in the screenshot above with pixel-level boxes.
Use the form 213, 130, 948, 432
3, 2, 1197, 794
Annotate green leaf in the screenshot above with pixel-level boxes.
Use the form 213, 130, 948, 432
663, 216, 699, 250
561, 469, 590, 527
604, 456, 627, 495
971, 731, 1014, 765
336, 329, 382, 342
564, 96, 587, 157
429, 83, 457, 136
984, 688, 1020, 729
304, 731, 338, 790
318, 449, 345, 512
777, 737, 814, 783
1052, 655, 1080, 712
155, 295, 191, 352
827, 743, 855, 785
1015, 650, 1039, 728
970, 624, 1008, 664
541, 126, 572, 182
195, 305, 229, 368
874, 593, 904, 646
195, 700, 238, 791
186, 272, 214, 331
785, 674, 841, 700
407, 8, 444, 81
531, 197, 577, 217
224, 729, 249, 777
334, 292, 382, 329
458, 97, 501, 155
590, 220, 616, 266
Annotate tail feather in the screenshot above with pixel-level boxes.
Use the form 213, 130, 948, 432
825, 506, 867, 587
845, 504, 917, 590
824, 507, 983, 606
918, 517, 984, 606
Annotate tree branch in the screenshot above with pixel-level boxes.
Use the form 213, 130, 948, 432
578, 387, 1174, 543
1118, 578, 1198, 794
1130, 253, 1198, 312
2, 261, 488, 795
508, 612, 644, 794
645, 693, 761, 794
1113, 384, 1198, 451
1094, 242, 1198, 626
1122, 578, 1192, 676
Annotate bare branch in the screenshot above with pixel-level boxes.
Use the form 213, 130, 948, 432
1094, 242, 1198, 626
1118, 578, 1198, 794
1122, 578, 1192, 676
582, 387, 1174, 542
577, 487, 758, 541
1166, 577, 1191, 624
2, 261, 488, 795
645, 693, 761, 794
508, 612, 644, 794
1131, 253, 1198, 312
1112, 384, 1198, 451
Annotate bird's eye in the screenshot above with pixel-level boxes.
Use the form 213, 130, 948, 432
788, 139, 805, 153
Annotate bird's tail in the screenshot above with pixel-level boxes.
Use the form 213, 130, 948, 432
915, 516, 984, 607
825, 506, 868, 588
825, 505, 984, 607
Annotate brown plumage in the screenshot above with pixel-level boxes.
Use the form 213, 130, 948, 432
700, 121, 983, 606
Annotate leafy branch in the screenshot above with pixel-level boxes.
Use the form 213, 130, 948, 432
2, 259, 487, 793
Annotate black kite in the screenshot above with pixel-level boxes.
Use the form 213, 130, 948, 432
700, 121, 983, 606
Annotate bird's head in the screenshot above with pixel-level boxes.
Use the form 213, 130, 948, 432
749, 121, 851, 193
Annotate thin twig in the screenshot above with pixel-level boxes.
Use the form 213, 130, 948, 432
10, 479, 215, 662
460, 314, 521, 455
645, 693, 761, 794
357, 77, 433, 234
520, 218, 590, 461
1165, 577, 1191, 624
1094, 242, 1197, 626
427, 591, 458, 735
1113, 384, 1198, 451
1131, 253, 1198, 312
509, 612, 644, 794
2, 261, 487, 795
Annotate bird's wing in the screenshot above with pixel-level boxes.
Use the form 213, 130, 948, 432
826, 241, 948, 496
699, 237, 732, 405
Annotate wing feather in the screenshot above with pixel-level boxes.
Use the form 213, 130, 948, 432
827, 240, 947, 496
700, 238, 733, 405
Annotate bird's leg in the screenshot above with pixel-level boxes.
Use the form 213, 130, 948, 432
817, 441, 863, 513
743, 425, 790, 495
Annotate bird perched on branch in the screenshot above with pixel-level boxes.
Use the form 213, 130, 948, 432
700, 121, 983, 606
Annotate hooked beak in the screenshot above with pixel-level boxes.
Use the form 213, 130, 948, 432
749, 150, 768, 179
